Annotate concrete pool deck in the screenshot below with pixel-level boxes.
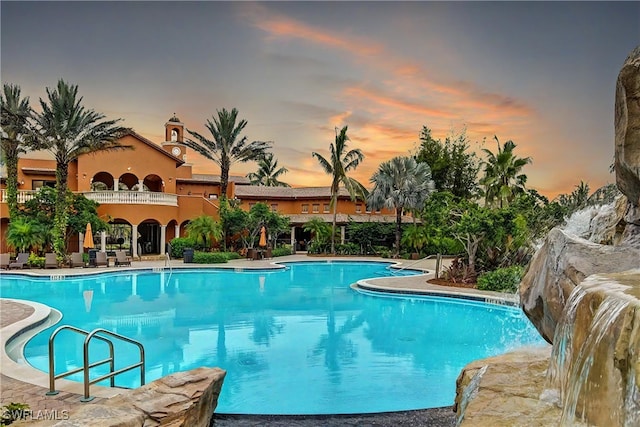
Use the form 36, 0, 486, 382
0, 254, 516, 425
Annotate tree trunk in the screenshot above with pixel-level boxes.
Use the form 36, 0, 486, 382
395, 208, 402, 258
331, 197, 337, 255
5, 149, 19, 219
53, 161, 70, 258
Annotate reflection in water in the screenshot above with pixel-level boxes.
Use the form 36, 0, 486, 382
0, 262, 545, 414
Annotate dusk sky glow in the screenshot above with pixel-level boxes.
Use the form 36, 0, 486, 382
2, 1, 638, 199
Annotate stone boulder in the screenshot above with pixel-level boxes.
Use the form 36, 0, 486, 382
615, 45, 640, 244
29, 367, 226, 427
519, 228, 640, 343
454, 346, 559, 427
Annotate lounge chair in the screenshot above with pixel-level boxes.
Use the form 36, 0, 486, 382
70, 252, 85, 268
0, 253, 10, 269
95, 251, 108, 267
9, 252, 29, 269
115, 250, 131, 266
264, 248, 272, 259
44, 253, 58, 269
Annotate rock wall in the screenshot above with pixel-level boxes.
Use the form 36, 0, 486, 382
519, 228, 640, 343
28, 367, 226, 427
615, 46, 640, 246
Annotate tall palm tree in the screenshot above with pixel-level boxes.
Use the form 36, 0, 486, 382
30, 79, 129, 257
312, 126, 367, 254
185, 108, 272, 198
247, 153, 290, 187
479, 136, 532, 208
368, 156, 435, 257
1, 83, 33, 219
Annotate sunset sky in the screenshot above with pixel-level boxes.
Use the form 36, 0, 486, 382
2, 1, 638, 200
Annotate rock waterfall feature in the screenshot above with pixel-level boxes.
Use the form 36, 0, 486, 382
455, 46, 640, 426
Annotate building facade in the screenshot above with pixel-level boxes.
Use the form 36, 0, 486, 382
0, 116, 412, 256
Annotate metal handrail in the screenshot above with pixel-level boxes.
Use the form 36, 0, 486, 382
391, 254, 438, 273
46, 325, 145, 402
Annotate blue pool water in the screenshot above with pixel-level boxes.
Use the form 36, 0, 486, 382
0, 261, 545, 414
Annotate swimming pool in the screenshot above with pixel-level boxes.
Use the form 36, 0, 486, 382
0, 261, 545, 414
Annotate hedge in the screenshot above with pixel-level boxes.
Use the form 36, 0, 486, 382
477, 266, 524, 293
193, 252, 228, 264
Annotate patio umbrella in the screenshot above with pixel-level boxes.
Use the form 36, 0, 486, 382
259, 226, 267, 247
83, 223, 94, 250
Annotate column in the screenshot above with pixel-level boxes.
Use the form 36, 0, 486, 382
174, 224, 180, 239
100, 231, 106, 252
132, 224, 139, 259
114, 178, 119, 191
160, 225, 166, 255
138, 179, 144, 192
340, 226, 346, 244
79, 232, 84, 253
290, 226, 296, 249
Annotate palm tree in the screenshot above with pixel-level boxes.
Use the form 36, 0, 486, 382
479, 136, 532, 208
185, 108, 272, 198
186, 215, 222, 250
247, 153, 290, 187
1, 84, 33, 219
30, 79, 129, 257
312, 126, 367, 254
367, 156, 435, 257
6, 217, 47, 254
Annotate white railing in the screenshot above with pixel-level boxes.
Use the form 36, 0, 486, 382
1, 189, 178, 207
0, 189, 38, 203
82, 191, 178, 206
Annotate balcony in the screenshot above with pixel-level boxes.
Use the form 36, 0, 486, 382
2, 190, 178, 209
83, 191, 178, 206
1, 189, 37, 203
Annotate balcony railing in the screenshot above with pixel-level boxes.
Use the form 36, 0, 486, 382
1, 189, 37, 203
2, 189, 179, 207
83, 191, 178, 206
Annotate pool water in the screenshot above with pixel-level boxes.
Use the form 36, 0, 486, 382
0, 261, 545, 414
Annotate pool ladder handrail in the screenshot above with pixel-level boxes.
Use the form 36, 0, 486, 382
46, 325, 145, 402
390, 253, 443, 278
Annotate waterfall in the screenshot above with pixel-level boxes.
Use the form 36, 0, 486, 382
562, 197, 623, 244
544, 273, 640, 426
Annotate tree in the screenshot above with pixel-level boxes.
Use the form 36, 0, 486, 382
1, 83, 33, 219
303, 217, 333, 253
415, 126, 480, 199
185, 107, 271, 198
479, 136, 532, 208
367, 156, 435, 257
247, 153, 290, 187
312, 125, 367, 254
5, 217, 47, 254
30, 80, 129, 257
22, 186, 108, 250
186, 215, 222, 250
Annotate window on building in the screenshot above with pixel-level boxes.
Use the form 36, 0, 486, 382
365, 205, 372, 213
375, 209, 381, 214
271, 203, 278, 212
312, 203, 319, 213
356, 204, 362, 213
323, 203, 330, 213
302, 204, 309, 213
32, 180, 55, 190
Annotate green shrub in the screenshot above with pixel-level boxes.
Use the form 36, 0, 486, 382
170, 237, 197, 258
218, 251, 241, 260
272, 247, 292, 257
27, 253, 44, 268
477, 266, 524, 293
335, 242, 359, 255
193, 252, 228, 264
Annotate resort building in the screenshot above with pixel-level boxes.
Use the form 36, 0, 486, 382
0, 116, 413, 256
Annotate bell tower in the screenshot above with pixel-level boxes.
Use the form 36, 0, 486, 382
162, 114, 187, 161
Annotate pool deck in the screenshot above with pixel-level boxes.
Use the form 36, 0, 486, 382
0, 254, 516, 425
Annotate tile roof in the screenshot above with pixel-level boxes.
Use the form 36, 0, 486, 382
234, 186, 353, 199
176, 174, 250, 184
